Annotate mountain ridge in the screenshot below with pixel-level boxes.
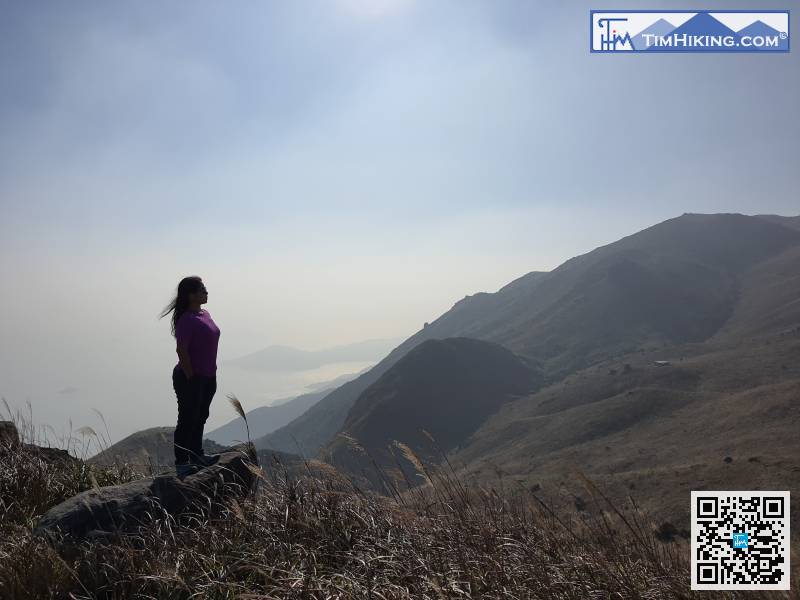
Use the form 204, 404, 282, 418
256, 213, 800, 457
225, 338, 399, 372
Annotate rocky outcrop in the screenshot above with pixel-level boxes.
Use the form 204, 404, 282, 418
34, 445, 258, 540
0, 421, 19, 448
1, 422, 76, 464
25, 444, 81, 465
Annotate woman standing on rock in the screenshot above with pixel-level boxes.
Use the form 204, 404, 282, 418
159, 276, 221, 477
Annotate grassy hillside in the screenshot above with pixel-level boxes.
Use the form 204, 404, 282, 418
254, 371, 388, 456
290, 213, 800, 534
322, 338, 539, 486
711, 242, 800, 341
451, 333, 800, 531
206, 387, 331, 446
755, 213, 800, 231
258, 213, 800, 457
467, 212, 800, 375
6, 424, 788, 599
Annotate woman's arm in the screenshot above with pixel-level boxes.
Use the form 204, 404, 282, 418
175, 314, 195, 379
176, 343, 195, 379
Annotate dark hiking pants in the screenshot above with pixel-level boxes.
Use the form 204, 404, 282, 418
172, 366, 216, 465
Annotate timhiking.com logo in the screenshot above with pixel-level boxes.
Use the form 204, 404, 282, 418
590, 10, 790, 53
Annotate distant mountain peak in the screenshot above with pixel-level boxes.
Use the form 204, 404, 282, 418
226, 338, 401, 372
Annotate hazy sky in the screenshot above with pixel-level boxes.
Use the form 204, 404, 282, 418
1, 0, 798, 449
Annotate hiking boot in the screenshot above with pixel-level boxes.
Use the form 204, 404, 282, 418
191, 453, 221, 468
176, 462, 201, 478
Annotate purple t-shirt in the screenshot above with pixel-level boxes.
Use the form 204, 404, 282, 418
174, 309, 221, 376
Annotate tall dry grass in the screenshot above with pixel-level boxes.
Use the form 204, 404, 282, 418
1, 407, 797, 599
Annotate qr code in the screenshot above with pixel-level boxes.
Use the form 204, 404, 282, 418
691, 491, 790, 590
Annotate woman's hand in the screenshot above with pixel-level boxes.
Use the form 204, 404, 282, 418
176, 344, 195, 381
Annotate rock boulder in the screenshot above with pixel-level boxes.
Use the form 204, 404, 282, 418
34, 445, 258, 540
0, 421, 19, 448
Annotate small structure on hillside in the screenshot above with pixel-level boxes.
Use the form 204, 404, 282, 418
653, 360, 671, 367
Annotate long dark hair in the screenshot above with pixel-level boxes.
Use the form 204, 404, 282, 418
159, 275, 204, 337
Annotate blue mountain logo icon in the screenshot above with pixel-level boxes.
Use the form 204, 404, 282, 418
632, 18, 676, 50
648, 12, 738, 51
737, 20, 788, 51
